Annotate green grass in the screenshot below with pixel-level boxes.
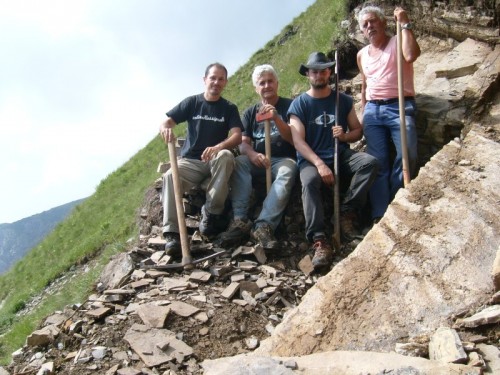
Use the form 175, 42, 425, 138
0, 0, 347, 364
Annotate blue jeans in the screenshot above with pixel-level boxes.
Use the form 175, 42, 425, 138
230, 155, 298, 231
300, 148, 378, 241
363, 100, 418, 219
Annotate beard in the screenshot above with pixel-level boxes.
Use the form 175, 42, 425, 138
310, 81, 329, 89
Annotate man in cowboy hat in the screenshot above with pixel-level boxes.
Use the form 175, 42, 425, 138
288, 52, 379, 269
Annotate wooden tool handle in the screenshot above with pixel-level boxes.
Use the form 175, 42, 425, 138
167, 140, 192, 269
396, 22, 411, 187
264, 119, 272, 193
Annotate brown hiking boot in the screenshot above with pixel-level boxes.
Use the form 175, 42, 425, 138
311, 237, 333, 269
339, 210, 359, 240
251, 224, 279, 250
216, 218, 252, 247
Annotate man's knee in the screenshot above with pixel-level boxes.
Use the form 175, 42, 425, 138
235, 154, 251, 170
217, 149, 235, 162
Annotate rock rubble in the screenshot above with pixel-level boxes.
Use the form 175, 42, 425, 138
4, 204, 500, 374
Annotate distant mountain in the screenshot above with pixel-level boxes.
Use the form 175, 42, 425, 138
0, 198, 87, 274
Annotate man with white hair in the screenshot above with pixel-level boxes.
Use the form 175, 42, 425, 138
357, 5, 421, 223
218, 64, 297, 251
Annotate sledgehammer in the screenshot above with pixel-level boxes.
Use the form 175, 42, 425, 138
256, 110, 273, 193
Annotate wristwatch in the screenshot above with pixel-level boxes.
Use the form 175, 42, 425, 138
401, 22, 413, 30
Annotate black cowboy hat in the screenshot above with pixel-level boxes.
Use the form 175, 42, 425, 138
299, 52, 335, 76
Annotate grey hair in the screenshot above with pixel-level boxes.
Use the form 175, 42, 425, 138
251, 64, 278, 87
357, 5, 386, 28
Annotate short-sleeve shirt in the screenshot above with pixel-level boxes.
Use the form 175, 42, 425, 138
287, 90, 352, 167
241, 97, 295, 159
166, 94, 243, 160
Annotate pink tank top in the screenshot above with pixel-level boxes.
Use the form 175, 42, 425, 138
360, 36, 415, 100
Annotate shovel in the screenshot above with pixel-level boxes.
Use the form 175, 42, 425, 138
256, 111, 273, 193
167, 139, 193, 270
396, 21, 411, 187
331, 51, 341, 251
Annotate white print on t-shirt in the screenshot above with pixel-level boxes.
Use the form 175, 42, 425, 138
192, 115, 226, 122
313, 114, 335, 127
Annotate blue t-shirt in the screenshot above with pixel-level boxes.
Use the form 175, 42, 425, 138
287, 90, 352, 166
166, 94, 243, 160
241, 97, 295, 159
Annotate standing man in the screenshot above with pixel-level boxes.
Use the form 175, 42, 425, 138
218, 64, 297, 250
159, 62, 243, 255
357, 5, 421, 222
288, 52, 379, 269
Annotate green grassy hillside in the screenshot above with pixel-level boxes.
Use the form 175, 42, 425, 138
0, 0, 347, 364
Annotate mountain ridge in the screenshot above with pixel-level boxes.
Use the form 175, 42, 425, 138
0, 198, 86, 274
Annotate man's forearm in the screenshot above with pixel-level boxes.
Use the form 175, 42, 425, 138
218, 130, 242, 150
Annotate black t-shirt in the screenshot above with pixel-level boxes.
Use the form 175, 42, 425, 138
241, 97, 295, 159
166, 94, 243, 160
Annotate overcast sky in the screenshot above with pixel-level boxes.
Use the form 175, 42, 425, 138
0, 0, 316, 224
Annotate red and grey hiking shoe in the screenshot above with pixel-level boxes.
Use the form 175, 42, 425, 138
311, 237, 333, 269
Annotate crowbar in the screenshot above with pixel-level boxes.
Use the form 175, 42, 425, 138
396, 21, 411, 187
167, 139, 193, 270
256, 110, 273, 193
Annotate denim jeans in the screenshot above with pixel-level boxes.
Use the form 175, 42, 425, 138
363, 100, 418, 219
162, 150, 235, 234
300, 148, 378, 241
230, 155, 298, 231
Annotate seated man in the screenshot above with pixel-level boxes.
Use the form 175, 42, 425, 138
289, 52, 379, 269
218, 64, 297, 250
158, 62, 243, 254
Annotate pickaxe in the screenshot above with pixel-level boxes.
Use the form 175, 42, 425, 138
332, 51, 341, 251
396, 21, 411, 187
256, 110, 273, 193
167, 139, 193, 270
141, 249, 227, 270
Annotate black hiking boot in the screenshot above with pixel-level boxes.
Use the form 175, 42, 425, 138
164, 232, 181, 257
199, 205, 218, 237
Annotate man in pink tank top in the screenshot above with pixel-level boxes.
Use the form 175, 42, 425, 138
356, 5, 421, 223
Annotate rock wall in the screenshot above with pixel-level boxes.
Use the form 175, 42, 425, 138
257, 118, 500, 355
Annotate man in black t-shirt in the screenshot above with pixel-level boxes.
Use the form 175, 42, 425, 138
159, 63, 243, 254
218, 65, 297, 251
